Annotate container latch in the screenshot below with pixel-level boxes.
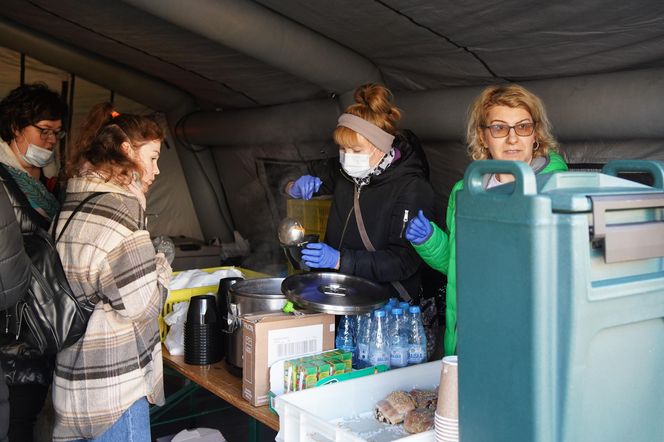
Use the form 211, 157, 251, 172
589, 193, 664, 263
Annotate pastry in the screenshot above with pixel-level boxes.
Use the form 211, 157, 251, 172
374, 391, 416, 424
403, 408, 435, 433
409, 389, 438, 410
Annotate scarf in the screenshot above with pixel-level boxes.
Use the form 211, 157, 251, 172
0, 140, 59, 220
352, 147, 397, 187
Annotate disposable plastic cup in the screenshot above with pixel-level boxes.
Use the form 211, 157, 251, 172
436, 428, 459, 442
184, 300, 223, 365
435, 410, 459, 442
437, 355, 458, 419
186, 294, 220, 325
437, 426, 459, 436
437, 424, 459, 433
435, 415, 459, 426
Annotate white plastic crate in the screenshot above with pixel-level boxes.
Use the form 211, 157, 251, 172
275, 360, 442, 442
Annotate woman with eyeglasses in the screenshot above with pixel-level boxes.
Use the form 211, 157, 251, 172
0, 83, 68, 442
405, 84, 568, 356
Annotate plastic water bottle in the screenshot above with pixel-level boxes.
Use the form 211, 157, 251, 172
354, 312, 372, 368
399, 301, 411, 322
388, 308, 409, 368
335, 315, 356, 354
407, 306, 427, 365
368, 310, 390, 368
383, 304, 393, 331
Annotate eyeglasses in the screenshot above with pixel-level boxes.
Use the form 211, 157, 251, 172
31, 124, 66, 140
481, 122, 536, 138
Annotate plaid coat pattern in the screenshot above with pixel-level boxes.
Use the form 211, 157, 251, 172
52, 176, 171, 440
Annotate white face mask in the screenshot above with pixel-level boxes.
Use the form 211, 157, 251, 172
340, 150, 373, 178
18, 139, 55, 168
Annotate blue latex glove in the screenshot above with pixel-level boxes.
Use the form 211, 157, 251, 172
301, 242, 340, 269
405, 210, 433, 245
289, 175, 322, 200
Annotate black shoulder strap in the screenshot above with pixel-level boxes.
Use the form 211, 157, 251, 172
55, 192, 108, 243
353, 185, 412, 302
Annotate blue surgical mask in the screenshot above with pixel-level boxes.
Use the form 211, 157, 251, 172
340, 150, 373, 178
18, 139, 55, 168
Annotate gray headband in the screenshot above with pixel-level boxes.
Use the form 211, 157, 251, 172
337, 113, 395, 153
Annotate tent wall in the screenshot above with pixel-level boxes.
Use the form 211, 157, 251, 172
3, 13, 664, 272
179, 68, 664, 252
172, 67, 664, 273
0, 21, 233, 241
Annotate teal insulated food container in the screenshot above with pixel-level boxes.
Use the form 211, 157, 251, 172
455, 160, 664, 442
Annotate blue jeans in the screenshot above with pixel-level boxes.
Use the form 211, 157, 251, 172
70, 397, 150, 442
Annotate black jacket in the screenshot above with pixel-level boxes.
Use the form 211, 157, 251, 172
0, 164, 55, 386
0, 183, 30, 441
323, 130, 435, 300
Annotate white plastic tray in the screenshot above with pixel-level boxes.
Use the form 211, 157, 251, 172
275, 360, 442, 441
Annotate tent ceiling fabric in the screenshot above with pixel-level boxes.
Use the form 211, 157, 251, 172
1, 0, 326, 109
3, 0, 664, 111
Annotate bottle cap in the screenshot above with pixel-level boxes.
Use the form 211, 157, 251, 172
409, 305, 421, 314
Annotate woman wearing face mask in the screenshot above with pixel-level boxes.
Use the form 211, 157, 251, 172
286, 83, 435, 302
0, 83, 68, 442
405, 84, 568, 356
52, 103, 171, 441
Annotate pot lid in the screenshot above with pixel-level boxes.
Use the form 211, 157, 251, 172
229, 278, 286, 299
281, 272, 390, 314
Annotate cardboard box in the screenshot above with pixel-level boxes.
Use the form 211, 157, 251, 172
241, 312, 335, 406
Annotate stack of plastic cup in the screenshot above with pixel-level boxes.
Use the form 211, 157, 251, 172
435, 355, 458, 441
184, 294, 222, 365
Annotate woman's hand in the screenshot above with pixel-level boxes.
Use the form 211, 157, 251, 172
301, 242, 340, 269
405, 210, 433, 245
288, 175, 322, 200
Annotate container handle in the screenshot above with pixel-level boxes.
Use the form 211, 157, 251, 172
464, 160, 537, 196
602, 160, 664, 190
590, 193, 664, 263
226, 302, 240, 333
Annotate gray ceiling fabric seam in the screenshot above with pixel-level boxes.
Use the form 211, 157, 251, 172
373, 0, 505, 80
25, 0, 261, 106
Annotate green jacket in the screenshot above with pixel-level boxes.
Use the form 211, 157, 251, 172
413, 152, 568, 355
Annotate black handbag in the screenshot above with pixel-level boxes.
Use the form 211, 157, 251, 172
0, 192, 107, 355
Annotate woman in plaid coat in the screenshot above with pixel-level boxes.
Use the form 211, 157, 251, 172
53, 103, 172, 441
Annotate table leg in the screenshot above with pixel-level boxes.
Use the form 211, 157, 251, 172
249, 416, 259, 442
150, 380, 199, 422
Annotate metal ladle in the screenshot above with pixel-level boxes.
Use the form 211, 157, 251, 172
278, 217, 306, 246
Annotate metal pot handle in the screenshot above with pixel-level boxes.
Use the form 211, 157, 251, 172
225, 302, 240, 333
217, 276, 243, 333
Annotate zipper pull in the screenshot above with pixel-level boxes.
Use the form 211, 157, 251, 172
400, 209, 410, 238
15, 305, 23, 340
